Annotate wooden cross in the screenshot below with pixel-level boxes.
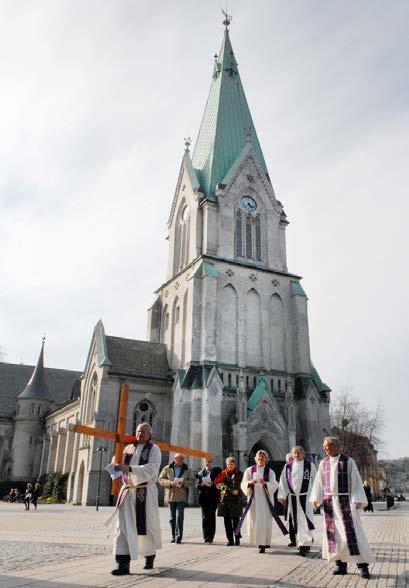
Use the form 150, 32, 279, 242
73, 383, 212, 494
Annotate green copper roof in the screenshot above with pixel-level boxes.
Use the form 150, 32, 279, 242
247, 374, 274, 412
192, 29, 270, 200
290, 281, 307, 297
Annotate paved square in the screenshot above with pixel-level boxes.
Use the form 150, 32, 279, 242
0, 501, 407, 587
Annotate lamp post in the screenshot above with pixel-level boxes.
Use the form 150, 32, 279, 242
95, 446, 107, 511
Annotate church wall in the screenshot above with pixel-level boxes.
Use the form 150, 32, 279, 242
290, 294, 311, 374
0, 417, 14, 481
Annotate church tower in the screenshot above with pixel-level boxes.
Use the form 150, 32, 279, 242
148, 18, 330, 469
10, 339, 53, 480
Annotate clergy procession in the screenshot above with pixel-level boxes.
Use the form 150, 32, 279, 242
108, 424, 374, 580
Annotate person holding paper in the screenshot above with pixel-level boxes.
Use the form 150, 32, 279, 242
159, 453, 193, 544
109, 422, 162, 575
196, 457, 222, 543
239, 450, 281, 553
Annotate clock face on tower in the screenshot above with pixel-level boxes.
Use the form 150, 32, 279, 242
240, 195, 257, 212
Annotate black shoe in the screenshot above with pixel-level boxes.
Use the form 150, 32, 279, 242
333, 561, 347, 575
204, 540, 212, 544
170, 538, 175, 543
111, 554, 130, 575
234, 536, 240, 546
226, 541, 234, 546
143, 555, 155, 570
258, 546, 266, 554
358, 565, 370, 579
176, 537, 182, 544
111, 567, 130, 575
288, 541, 296, 547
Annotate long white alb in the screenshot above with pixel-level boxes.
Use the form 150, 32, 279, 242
278, 459, 316, 547
310, 454, 374, 564
241, 466, 279, 547
114, 443, 162, 560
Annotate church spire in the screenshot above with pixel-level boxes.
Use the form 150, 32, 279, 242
192, 20, 270, 200
18, 337, 51, 400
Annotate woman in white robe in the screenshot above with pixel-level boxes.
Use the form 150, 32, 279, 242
240, 450, 279, 553
112, 423, 162, 575
278, 446, 316, 555
310, 436, 374, 579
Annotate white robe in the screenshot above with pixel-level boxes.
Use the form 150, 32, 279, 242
114, 443, 162, 560
241, 466, 279, 546
310, 454, 374, 564
278, 459, 316, 547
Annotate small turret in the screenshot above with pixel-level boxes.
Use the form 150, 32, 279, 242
10, 339, 53, 481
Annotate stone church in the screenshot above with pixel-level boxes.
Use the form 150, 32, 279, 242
0, 22, 331, 505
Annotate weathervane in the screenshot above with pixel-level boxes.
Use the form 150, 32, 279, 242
184, 137, 191, 151
42, 332, 46, 343
221, 6, 232, 29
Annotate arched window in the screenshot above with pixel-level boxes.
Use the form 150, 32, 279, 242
278, 379, 281, 393
134, 400, 155, 430
173, 202, 190, 273
228, 373, 232, 387
236, 374, 239, 386
30, 403, 35, 414
86, 373, 98, 423
253, 376, 257, 388
235, 206, 262, 263
246, 375, 249, 388
271, 378, 274, 392
220, 372, 224, 382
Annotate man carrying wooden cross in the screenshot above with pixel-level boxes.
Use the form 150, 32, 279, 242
110, 421, 162, 575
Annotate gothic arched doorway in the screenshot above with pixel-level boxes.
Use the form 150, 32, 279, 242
76, 461, 85, 505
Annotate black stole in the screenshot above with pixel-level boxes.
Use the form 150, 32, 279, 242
124, 441, 153, 535
286, 459, 315, 534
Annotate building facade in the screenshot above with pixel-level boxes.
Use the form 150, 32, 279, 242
0, 21, 330, 504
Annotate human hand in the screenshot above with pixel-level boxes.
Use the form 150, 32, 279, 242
355, 502, 362, 510
278, 498, 286, 506
248, 479, 257, 486
313, 501, 321, 509
114, 464, 129, 473
259, 479, 266, 486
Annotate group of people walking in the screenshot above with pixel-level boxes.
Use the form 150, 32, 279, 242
5, 483, 41, 510
109, 423, 374, 580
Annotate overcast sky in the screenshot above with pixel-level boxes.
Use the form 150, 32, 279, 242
1, 1, 408, 458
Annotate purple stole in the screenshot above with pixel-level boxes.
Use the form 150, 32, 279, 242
323, 453, 360, 556
124, 441, 153, 535
235, 465, 288, 536
286, 459, 315, 534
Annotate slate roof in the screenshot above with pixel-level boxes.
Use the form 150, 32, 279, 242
18, 341, 51, 401
0, 362, 82, 417
105, 336, 171, 381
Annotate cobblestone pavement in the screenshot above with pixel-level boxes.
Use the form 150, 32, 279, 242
0, 501, 407, 587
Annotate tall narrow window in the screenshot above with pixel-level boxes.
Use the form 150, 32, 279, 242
246, 216, 253, 259
255, 215, 262, 261
235, 210, 243, 257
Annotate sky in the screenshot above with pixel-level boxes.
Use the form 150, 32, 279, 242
1, 1, 408, 458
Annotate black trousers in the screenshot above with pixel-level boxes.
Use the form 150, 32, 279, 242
201, 502, 218, 542
223, 516, 240, 544
289, 513, 296, 544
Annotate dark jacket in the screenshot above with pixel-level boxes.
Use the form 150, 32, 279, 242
215, 468, 244, 518
196, 466, 222, 505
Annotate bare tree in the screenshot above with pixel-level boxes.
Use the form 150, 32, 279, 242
330, 389, 384, 455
